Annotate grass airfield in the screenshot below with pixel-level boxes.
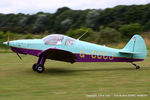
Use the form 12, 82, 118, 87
0, 53, 150, 100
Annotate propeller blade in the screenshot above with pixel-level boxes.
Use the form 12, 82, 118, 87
16, 53, 22, 60
7, 32, 10, 45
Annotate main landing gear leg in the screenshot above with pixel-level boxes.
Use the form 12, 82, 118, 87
131, 62, 140, 69
32, 56, 46, 73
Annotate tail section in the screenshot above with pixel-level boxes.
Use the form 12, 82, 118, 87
120, 34, 147, 60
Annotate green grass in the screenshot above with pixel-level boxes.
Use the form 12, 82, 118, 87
0, 53, 150, 100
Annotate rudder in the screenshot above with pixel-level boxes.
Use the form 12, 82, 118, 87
122, 34, 147, 60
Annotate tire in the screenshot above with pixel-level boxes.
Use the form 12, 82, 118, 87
136, 66, 140, 69
32, 63, 37, 71
36, 64, 45, 73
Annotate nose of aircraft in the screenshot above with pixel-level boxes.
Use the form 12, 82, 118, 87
3, 41, 15, 46
3, 41, 8, 45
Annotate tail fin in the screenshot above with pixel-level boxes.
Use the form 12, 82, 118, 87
120, 34, 147, 60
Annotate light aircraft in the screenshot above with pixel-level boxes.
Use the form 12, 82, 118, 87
3, 33, 147, 73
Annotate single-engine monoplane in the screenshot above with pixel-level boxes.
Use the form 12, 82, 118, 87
3, 34, 147, 73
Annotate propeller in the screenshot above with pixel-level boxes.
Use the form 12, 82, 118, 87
7, 32, 22, 60
7, 32, 10, 45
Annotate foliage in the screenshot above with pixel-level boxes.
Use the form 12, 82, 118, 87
54, 9, 88, 33
0, 31, 6, 39
99, 26, 121, 44
85, 9, 102, 29
55, 7, 71, 16
0, 4, 150, 44
66, 27, 93, 39
0, 4, 149, 35
143, 21, 150, 31
119, 23, 142, 38
24, 33, 33, 39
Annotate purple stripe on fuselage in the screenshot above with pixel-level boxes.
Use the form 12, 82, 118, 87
11, 47, 42, 56
74, 54, 144, 62
10, 47, 144, 62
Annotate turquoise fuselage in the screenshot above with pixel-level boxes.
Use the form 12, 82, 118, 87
5, 34, 146, 62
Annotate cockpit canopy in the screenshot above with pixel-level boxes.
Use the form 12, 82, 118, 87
43, 34, 64, 45
42, 34, 76, 45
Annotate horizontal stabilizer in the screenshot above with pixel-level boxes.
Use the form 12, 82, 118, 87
119, 50, 140, 54
119, 34, 147, 60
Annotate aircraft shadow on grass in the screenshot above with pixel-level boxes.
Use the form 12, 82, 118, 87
42, 67, 148, 75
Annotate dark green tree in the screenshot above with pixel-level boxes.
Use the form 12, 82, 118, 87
66, 27, 93, 39
99, 26, 121, 44
119, 23, 142, 38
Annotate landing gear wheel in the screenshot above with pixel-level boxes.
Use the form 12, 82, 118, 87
131, 62, 140, 69
36, 64, 45, 73
136, 66, 140, 69
32, 63, 37, 71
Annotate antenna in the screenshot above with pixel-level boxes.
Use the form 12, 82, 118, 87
77, 30, 88, 40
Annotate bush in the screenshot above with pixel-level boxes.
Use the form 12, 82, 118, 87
143, 21, 150, 31
24, 34, 33, 39
119, 23, 142, 38
99, 26, 121, 44
0, 31, 6, 39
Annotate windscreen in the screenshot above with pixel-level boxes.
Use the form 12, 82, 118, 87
43, 34, 64, 45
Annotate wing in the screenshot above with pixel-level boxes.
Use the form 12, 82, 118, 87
39, 48, 77, 63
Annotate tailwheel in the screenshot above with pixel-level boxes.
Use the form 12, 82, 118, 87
32, 63, 37, 71
36, 64, 45, 73
131, 62, 140, 69
136, 66, 140, 69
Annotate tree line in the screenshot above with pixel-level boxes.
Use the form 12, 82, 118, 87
0, 4, 150, 44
